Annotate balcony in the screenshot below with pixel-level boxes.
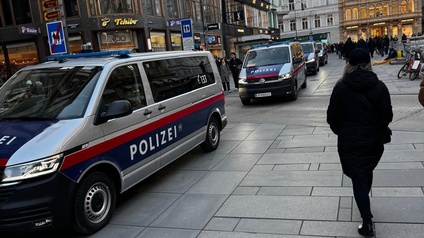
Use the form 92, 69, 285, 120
275, 5, 289, 16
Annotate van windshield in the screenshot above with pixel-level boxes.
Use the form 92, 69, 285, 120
316, 44, 323, 50
244, 47, 290, 67
0, 66, 102, 120
301, 44, 314, 53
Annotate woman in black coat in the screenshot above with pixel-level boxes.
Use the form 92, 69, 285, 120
327, 48, 393, 237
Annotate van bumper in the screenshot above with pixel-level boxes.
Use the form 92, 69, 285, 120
0, 172, 76, 234
238, 79, 293, 100
305, 61, 317, 72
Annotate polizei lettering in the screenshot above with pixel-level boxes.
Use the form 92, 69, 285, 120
129, 125, 178, 160
249, 68, 278, 74
0, 135, 17, 145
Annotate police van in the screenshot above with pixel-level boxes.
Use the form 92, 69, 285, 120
238, 41, 307, 105
0, 50, 227, 234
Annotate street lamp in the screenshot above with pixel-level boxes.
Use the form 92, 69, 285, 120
292, 0, 305, 40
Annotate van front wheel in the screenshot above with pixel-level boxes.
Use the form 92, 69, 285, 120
200, 117, 220, 152
73, 172, 116, 235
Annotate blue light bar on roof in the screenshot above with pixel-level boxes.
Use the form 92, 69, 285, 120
47, 50, 131, 60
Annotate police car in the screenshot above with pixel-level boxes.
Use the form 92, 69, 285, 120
0, 50, 227, 234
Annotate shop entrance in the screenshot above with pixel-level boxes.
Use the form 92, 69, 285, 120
370, 26, 387, 37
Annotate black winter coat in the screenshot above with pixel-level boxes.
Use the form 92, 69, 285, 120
327, 69, 393, 178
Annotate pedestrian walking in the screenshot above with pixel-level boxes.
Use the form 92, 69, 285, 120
326, 48, 393, 237
368, 37, 375, 58
343, 37, 355, 63
229, 52, 243, 89
219, 58, 231, 92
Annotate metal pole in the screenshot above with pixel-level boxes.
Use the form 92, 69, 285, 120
295, 9, 297, 39
200, 0, 207, 50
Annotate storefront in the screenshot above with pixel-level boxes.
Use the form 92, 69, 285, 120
150, 32, 166, 52
98, 30, 138, 51
3, 41, 39, 77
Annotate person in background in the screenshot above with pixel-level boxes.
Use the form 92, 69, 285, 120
215, 55, 221, 68
368, 37, 376, 58
343, 37, 355, 63
327, 48, 393, 237
219, 58, 231, 93
229, 52, 243, 90
419, 75, 424, 107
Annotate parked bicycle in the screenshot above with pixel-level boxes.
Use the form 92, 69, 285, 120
397, 47, 424, 80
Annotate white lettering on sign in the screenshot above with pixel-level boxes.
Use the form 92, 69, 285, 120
0, 136, 17, 145
129, 125, 179, 160
249, 68, 278, 74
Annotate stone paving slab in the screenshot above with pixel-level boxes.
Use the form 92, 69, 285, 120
198, 231, 331, 238
89, 224, 144, 238
216, 195, 339, 221
240, 170, 342, 187
135, 227, 200, 238
234, 218, 302, 235
187, 171, 246, 195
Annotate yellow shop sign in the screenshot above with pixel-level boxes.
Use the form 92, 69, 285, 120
114, 18, 138, 26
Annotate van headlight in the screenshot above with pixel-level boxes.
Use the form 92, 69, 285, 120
238, 77, 247, 85
319, 53, 323, 57
307, 58, 315, 63
2, 154, 63, 182
280, 73, 292, 80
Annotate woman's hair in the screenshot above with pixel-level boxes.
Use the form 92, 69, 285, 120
343, 62, 373, 76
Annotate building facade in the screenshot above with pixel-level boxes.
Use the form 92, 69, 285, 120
0, 0, 280, 83
339, 0, 422, 42
277, 0, 341, 44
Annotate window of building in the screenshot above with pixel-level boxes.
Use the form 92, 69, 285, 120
369, 5, 375, 17
167, 0, 179, 18
98, 31, 137, 51
400, 1, 407, 13
346, 9, 351, 21
302, 18, 308, 29
143, 0, 163, 16
171, 33, 182, 51
0, 48, 6, 85
327, 14, 333, 26
383, 3, 389, 15
290, 19, 296, 32
392, 1, 399, 15
89, 0, 136, 15
360, 6, 367, 19
204, 1, 220, 24
289, 0, 294, 11
279, 22, 284, 32
375, 4, 382, 17
352, 8, 358, 20
144, 56, 215, 102
315, 15, 320, 28
0, 0, 32, 25
154, 0, 163, 17
408, 0, 414, 12
65, 0, 80, 17
225, 0, 244, 26
150, 32, 166, 52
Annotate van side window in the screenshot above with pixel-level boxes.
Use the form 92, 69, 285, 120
101, 64, 146, 111
143, 56, 215, 102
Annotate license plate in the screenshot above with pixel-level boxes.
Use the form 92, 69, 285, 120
412, 60, 420, 70
255, 92, 271, 98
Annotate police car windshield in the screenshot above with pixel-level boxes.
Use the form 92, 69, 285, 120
244, 47, 290, 67
301, 44, 314, 53
0, 66, 102, 120
316, 44, 323, 50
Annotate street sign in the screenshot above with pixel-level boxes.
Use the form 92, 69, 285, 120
46, 21, 67, 55
207, 23, 219, 31
180, 19, 194, 51
42, 0, 59, 10
44, 10, 61, 21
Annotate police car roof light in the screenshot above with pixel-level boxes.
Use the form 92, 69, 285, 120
47, 50, 132, 61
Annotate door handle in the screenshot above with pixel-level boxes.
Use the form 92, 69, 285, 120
158, 104, 166, 111
143, 109, 152, 116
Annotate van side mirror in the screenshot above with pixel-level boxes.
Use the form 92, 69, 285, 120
293, 57, 303, 64
95, 100, 133, 125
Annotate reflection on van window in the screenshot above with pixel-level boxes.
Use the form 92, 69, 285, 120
244, 47, 290, 67
301, 44, 314, 53
0, 67, 102, 120
100, 64, 146, 113
316, 44, 323, 50
144, 56, 215, 102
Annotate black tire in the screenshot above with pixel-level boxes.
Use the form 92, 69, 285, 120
73, 172, 116, 235
200, 117, 220, 152
301, 75, 307, 88
409, 69, 419, 80
397, 63, 408, 78
289, 81, 298, 101
241, 98, 251, 105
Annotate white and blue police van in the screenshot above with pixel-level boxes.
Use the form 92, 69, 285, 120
238, 41, 307, 105
0, 50, 227, 235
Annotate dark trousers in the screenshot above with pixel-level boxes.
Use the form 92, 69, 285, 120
231, 71, 239, 88
222, 82, 230, 92
352, 172, 374, 223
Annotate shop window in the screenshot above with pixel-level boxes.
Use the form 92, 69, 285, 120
0, 48, 6, 85
65, 0, 80, 18
7, 42, 39, 76
150, 32, 166, 52
171, 34, 182, 51
69, 35, 83, 53
98, 31, 137, 51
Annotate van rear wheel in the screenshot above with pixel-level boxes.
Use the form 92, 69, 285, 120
72, 172, 116, 235
200, 117, 220, 152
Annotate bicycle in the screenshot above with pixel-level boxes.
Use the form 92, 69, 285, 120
397, 47, 424, 80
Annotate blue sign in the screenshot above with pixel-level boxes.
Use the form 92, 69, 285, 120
180, 19, 193, 38
207, 36, 215, 42
46, 21, 67, 55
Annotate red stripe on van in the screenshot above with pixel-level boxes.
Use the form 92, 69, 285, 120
60, 93, 225, 170
247, 73, 279, 80
0, 158, 7, 167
